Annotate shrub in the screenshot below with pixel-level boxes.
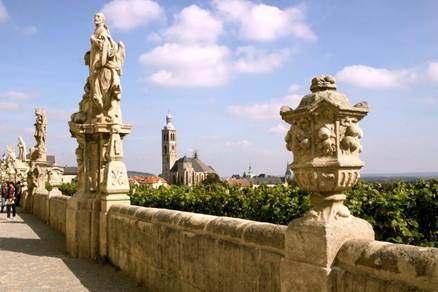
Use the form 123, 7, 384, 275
59, 182, 77, 196
129, 179, 437, 247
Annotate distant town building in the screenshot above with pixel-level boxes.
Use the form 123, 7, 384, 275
161, 113, 177, 182
170, 152, 216, 186
129, 175, 169, 189
226, 177, 251, 188
161, 113, 217, 186
227, 166, 285, 188
242, 165, 255, 178
62, 167, 155, 184
284, 162, 293, 183
62, 166, 77, 183
250, 174, 284, 187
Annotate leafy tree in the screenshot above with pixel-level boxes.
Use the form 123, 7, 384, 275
59, 179, 437, 247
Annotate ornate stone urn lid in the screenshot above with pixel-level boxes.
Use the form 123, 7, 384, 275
279, 75, 369, 222
281, 75, 368, 123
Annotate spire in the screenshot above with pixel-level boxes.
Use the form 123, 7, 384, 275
164, 111, 175, 130
247, 164, 254, 178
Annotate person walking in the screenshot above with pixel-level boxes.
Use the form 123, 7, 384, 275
15, 181, 22, 207
6, 181, 16, 220
1, 180, 8, 213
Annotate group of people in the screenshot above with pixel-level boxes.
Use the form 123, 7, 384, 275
0, 180, 21, 220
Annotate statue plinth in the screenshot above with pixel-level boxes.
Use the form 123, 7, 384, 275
67, 121, 132, 259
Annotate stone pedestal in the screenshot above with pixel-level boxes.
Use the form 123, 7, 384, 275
281, 216, 374, 291
279, 76, 374, 291
66, 122, 131, 259
31, 161, 51, 222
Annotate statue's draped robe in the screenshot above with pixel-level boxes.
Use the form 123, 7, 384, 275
89, 25, 123, 121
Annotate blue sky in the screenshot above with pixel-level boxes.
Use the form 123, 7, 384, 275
0, 0, 437, 176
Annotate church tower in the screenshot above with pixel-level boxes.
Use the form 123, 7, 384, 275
161, 113, 177, 182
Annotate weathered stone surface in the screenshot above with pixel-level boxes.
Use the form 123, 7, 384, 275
280, 76, 375, 291
206, 216, 252, 239
334, 239, 438, 291
107, 205, 286, 291
49, 195, 69, 234
66, 12, 131, 259
31, 108, 47, 162
243, 222, 286, 250
285, 216, 374, 268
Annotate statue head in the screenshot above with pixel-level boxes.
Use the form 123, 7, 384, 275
94, 12, 105, 26
35, 108, 46, 124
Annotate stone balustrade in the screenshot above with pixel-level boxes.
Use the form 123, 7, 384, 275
25, 189, 438, 291
107, 205, 286, 291
333, 239, 438, 291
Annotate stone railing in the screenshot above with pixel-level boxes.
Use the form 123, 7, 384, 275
25, 194, 438, 291
48, 195, 69, 234
107, 205, 286, 291
333, 239, 438, 291
32, 191, 69, 234
104, 204, 437, 291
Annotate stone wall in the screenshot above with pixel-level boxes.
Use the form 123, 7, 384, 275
31, 192, 69, 234
33, 193, 49, 223
24, 197, 438, 291
49, 195, 69, 234
332, 239, 438, 291
107, 205, 286, 292
106, 204, 438, 291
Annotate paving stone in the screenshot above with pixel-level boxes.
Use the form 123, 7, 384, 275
0, 210, 144, 291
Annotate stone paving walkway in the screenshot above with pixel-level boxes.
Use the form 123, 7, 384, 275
0, 210, 144, 291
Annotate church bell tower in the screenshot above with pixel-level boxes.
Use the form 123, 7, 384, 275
161, 113, 177, 182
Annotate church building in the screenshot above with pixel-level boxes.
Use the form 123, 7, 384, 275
161, 113, 217, 186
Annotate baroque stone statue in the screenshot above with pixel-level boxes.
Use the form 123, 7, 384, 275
17, 136, 27, 162
71, 12, 126, 124
31, 108, 47, 162
281, 75, 369, 222
67, 12, 132, 259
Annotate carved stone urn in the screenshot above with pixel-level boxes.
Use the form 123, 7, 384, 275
280, 75, 368, 222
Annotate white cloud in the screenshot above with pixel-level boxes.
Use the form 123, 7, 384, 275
147, 32, 162, 44
165, 5, 222, 44
213, 0, 316, 42
228, 94, 301, 120
0, 102, 19, 110
426, 62, 438, 83
0, 1, 9, 23
268, 123, 289, 135
225, 139, 252, 148
233, 46, 289, 74
336, 65, 417, 89
101, 0, 164, 31
139, 43, 230, 87
0, 90, 36, 100
138, 2, 298, 87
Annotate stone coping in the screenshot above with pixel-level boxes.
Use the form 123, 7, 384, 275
335, 239, 438, 290
108, 205, 286, 253
50, 194, 70, 201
